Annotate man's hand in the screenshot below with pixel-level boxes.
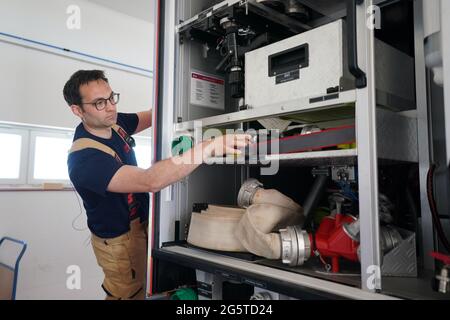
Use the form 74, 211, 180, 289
202, 134, 252, 159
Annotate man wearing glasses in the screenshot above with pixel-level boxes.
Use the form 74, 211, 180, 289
63, 70, 251, 300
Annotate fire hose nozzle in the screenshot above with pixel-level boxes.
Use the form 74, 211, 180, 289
238, 179, 264, 208
279, 226, 311, 267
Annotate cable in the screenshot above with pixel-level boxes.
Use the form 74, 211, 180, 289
311, 231, 331, 272
427, 164, 450, 254
69, 181, 88, 233
70, 182, 92, 247
69, 182, 92, 247
83, 235, 92, 248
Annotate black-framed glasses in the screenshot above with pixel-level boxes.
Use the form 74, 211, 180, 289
82, 92, 120, 111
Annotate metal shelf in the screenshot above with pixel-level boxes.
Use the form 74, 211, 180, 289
154, 245, 397, 300
182, 108, 418, 165
176, 0, 311, 34
176, 0, 399, 34
175, 90, 356, 132
155, 245, 449, 300
206, 146, 418, 167
176, 0, 243, 33
176, 0, 400, 34
263, 149, 358, 166
207, 149, 358, 167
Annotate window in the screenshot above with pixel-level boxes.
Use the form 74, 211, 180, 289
134, 137, 152, 169
0, 128, 28, 184
0, 133, 21, 179
0, 123, 152, 189
28, 131, 74, 185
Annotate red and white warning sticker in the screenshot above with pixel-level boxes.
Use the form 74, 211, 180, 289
190, 70, 225, 110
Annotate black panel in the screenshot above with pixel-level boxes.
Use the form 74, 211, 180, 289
222, 282, 254, 300
153, 259, 197, 294
375, 0, 415, 57
269, 44, 309, 77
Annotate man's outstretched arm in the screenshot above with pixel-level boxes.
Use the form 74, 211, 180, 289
134, 110, 152, 134
107, 134, 251, 194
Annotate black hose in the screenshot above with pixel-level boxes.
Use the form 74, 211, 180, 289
302, 174, 329, 227
426, 164, 450, 253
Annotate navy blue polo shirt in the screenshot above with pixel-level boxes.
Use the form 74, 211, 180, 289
68, 113, 149, 239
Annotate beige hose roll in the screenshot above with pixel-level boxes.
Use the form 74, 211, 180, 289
235, 203, 303, 259
252, 189, 303, 213
201, 205, 245, 217
186, 181, 304, 260
187, 205, 248, 252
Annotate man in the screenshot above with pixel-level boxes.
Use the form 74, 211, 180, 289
64, 70, 251, 300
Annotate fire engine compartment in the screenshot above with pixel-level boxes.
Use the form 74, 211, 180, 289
152, 0, 450, 300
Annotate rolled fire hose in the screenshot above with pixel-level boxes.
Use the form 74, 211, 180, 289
235, 203, 303, 259
237, 179, 302, 213
235, 179, 304, 260
187, 179, 304, 260
187, 205, 247, 252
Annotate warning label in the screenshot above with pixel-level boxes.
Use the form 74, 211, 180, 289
190, 70, 225, 110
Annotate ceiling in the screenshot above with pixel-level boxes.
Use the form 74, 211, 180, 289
87, 0, 154, 23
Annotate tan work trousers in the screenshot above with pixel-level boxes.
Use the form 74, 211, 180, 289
91, 219, 148, 300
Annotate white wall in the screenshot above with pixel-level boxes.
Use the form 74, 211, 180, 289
88, 0, 154, 23
0, 0, 154, 300
0, 41, 153, 129
0, 0, 153, 70
0, 0, 154, 129
0, 192, 104, 300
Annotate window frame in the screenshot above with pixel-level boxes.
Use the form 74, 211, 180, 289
0, 127, 29, 185
0, 123, 152, 190
27, 130, 74, 186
